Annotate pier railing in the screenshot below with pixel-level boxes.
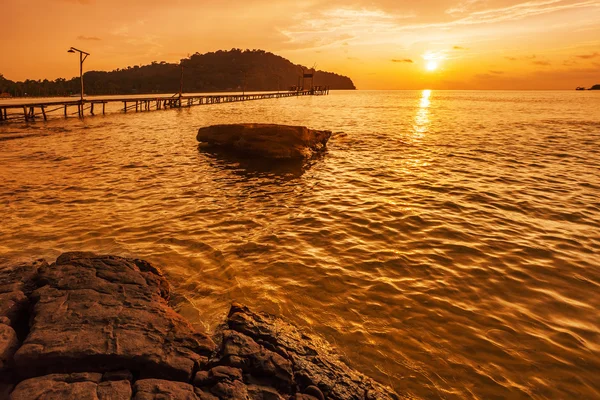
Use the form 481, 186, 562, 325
0, 87, 330, 124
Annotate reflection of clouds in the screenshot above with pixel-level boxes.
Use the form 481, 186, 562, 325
413, 90, 431, 137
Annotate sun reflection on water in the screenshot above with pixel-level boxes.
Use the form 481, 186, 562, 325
413, 90, 431, 138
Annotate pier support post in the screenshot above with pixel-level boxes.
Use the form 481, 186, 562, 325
41, 106, 47, 121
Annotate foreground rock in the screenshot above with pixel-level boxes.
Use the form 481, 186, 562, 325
0, 259, 47, 385
14, 252, 215, 381
199, 304, 398, 400
0, 253, 400, 399
197, 124, 332, 159
10, 373, 132, 400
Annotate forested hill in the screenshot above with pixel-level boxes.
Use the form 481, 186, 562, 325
0, 49, 356, 97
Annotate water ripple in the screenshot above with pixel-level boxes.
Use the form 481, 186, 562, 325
1, 90, 599, 399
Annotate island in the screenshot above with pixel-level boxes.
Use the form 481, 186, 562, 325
0, 49, 356, 97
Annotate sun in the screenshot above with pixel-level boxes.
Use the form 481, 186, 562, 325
426, 61, 438, 71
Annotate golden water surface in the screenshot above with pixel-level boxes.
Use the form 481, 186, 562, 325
1, 90, 599, 399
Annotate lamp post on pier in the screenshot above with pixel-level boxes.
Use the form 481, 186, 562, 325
67, 47, 89, 102
179, 63, 184, 107
243, 71, 247, 96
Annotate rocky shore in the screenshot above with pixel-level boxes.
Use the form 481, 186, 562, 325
0, 252, 399, 399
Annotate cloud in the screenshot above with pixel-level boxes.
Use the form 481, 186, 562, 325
576, 52, 600, 59
532, 60, 551, 66
490, 70, 504, 74
454, 0, 592, 25
277, 7, 413, 50
400, 0, 600, 32
505, 55, 537, 61
277, 1, 600, 52
77, 35, 101, 41
391, 59, 413, 63
423, 51, 447, 61
446, 0, 482, 15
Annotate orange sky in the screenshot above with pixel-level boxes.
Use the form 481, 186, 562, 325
1, 0, 599, 89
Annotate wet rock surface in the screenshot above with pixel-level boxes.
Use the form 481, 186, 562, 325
0, 324, 18, 373
13, 252, 215, 381
197, 124, 332, 159
10, 372, 132, 400
0, 260, 48, 386
0, 253, 400, 399
0, 260, 46, 342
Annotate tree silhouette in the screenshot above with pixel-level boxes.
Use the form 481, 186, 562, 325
0, 49, 355, 97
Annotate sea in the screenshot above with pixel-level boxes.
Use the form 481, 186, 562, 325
1, 90, 599, 399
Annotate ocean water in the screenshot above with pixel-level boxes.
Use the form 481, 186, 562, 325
1, 90, 599, 399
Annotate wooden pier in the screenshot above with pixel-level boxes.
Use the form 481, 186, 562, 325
0, 87, 329, 123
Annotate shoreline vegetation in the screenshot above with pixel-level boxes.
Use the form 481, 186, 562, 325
0, 49, 355, 98
0, 252, 398, 399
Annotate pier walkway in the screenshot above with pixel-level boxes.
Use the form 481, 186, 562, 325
0, 87, 329, 123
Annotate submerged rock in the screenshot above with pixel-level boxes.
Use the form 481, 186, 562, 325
197, 124, 332, 159
0, 253, 400, 399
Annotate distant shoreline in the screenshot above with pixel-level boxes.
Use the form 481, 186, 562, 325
3, 88, 600, 102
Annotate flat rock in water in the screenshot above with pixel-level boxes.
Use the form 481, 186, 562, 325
197, 124, 332, 159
